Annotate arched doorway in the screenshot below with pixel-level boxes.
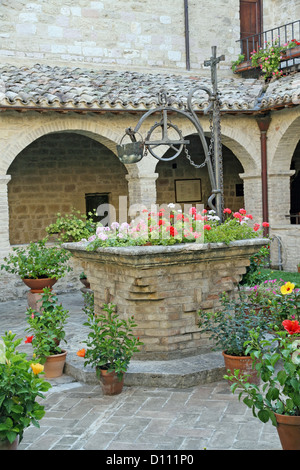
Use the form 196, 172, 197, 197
7, 132, 128, 244
290, 140, 300, 224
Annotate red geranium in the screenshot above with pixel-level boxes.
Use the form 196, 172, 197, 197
25, 335, 34, 343
282, 319, 300, 335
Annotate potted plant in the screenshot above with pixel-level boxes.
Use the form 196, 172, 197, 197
0, 238, 72, 293
77, 292, 143, 395
79, 271, 90, 289
224, 322, 300, 450
0, 331, 51, 449
198, 292, 275, 384
25, 288, 69, 378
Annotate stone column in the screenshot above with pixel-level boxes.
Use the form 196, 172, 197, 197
125, 171, 158, 217
268, 170, 295, 224
0, 175, 11, 259
239, 172, 263, 221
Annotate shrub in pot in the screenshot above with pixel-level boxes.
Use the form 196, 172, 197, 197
25, 288, 69, 378
0, 331, 51, 449
0, 238, 72, 291
77, 292, 143, 395
198, 291, 275, 384
224, 322, 300, 450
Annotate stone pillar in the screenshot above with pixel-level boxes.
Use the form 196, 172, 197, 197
125, 172, 158, 214
0, 175, 11, 259
268, 171, 295, 224
239, 172, 263, 221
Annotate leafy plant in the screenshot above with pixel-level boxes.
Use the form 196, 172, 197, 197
0, 238, 72, 279
0, 331, 51, 444
198, 291, 274, 356
78, 293, 143, 379
45, 208, 96, 243
231, 53, 245, 71
268, 281, 300, 325
25, 288, 69, 362
224, 325, 300, 425
240, 245, 270, 286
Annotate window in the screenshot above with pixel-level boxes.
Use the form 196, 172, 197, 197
85, 193, 109, 224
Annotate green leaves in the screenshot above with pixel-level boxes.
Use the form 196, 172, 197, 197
82, 293, 143, 377
0, 331, 51, 443
0, 238, 72, 279
25, 288, 69, 361
224, 328, 300, 424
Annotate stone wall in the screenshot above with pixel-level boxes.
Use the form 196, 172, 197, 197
64, 239, 267, 360
0, 0, 241, 73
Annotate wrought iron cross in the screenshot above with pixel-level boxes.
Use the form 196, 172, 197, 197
204, 46, 225, 221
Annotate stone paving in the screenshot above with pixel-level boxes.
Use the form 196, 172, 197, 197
0, 290, 281, 451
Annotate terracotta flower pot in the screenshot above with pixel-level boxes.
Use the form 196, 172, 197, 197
0, 436, 19, 450
22, 278, 57, 293
80, 278, 90, 289
98, 368, 125, 395
222, 351, 259, 385
43, 350, 67, 378
274, 413, 300, 450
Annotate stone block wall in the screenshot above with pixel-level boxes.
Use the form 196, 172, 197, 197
0, 0, 241, 73
65, 240, 266, 360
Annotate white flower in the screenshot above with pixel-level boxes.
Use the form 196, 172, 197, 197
168, 203, 176, 208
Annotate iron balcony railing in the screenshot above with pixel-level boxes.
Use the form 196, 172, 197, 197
237, 19, 300, 62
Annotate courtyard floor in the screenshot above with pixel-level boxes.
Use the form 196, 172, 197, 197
0, 290, 281, 451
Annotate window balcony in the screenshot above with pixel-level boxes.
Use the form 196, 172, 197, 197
233, 20, 300, 77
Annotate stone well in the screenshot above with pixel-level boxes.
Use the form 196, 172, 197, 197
63, 239, 267, 361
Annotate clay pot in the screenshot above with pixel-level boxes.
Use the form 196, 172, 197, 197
0, 436, 19, 450
98, 368, 125, 395
274, 413, 300, 450
22, 278, 57, 293
80, 278, 90, 289
43, 350, 67, 378
222, 351, 259, 385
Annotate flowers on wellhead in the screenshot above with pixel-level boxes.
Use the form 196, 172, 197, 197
81, 206, 269, 249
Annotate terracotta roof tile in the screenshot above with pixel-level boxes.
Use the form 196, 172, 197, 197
0, 63, 299, 113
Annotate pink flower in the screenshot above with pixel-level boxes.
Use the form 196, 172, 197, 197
262, 222, 269, 227
223, 208, 231, 214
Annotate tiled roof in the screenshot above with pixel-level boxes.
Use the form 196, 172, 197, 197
0, 63, 299, 113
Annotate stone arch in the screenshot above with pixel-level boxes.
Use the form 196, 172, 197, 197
148, 115, 260, 175
269, 111, 300, 173
1, 114, 125, 174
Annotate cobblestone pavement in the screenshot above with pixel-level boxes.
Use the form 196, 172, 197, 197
0, 291, 281, 451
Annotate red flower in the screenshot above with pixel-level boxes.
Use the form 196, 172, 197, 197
25, 335, 34, 343
253, 223, 260, 231
169, 226, 178, 237
282, 320, 300, 335
233, 212, 242, 219
239, 208, 247, 215
223, 208, 231, 214
262, 221, 269, 227
204, 224, 211, 230
158, 219, 165, 226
